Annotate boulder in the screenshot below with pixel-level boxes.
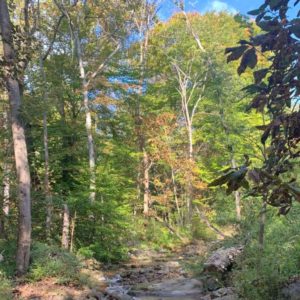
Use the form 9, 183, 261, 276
281, 279, 300, 300
203, 246, 243, 273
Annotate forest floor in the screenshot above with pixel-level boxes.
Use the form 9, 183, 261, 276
13, 236, 237, 300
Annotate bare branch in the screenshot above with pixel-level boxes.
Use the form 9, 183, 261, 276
42, 14, 65, 61
86, 43, 121, 86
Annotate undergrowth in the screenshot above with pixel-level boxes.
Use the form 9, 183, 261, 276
231, 202, 300, 299
28, 242, 81, 284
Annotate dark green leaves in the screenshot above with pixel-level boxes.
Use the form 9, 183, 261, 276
225, 45, 258, 75
248, 8, 263, 16
269, 0, 283, 9
248, 3, 267, 16
209, 165, 249, 195
257, 20, 280, 32
226, 45, 248, 63
254, 68, 269, 84
238, 48, 257, 75
289, 23, 300, 38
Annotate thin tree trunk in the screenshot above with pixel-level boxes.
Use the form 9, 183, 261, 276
61, 204, 70, 250
39, 57, 52, 239
143, 149, 150, 215
0, 110, 11, 238
187, 123, 193, 222
75, 32, 96, 203
70, 211, 76, 252
1, 160, 10, 239
133, 1, 154, 216
187, 123, 193, 160
231, 158, 241, 222
171, 167, 182, 224
259, 199, 267, 250
0, 0, 32, 275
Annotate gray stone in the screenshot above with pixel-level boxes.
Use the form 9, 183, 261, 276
282, 281, 300, 300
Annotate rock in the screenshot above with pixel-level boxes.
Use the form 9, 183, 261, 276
83, 258, 101, 270
165, 261, 180, 268
212, 287, 235, 297
281, 279, 300, 300
85, 289, 103, 299
79, 269, 106, 288
105, 288, 134, 300
201, 295, 212, 300
204, 246, 243, 273
204, 276, 222, 292
130, 278, 203, 297
217, 296, 237, 300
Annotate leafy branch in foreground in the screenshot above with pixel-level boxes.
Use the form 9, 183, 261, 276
212, 0, 300, 214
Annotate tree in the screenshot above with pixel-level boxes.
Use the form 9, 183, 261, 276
0, 0, 32, 274
146, 12, 260, 226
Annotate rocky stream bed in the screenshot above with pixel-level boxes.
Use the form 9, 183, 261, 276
101, 242, 237, 300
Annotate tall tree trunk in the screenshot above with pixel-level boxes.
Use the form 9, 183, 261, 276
187, 122, 193, 223
75, 32, 96, 203
61, 204, 70, 249
39, 57, 52, 239
133, 1, 154, 216
0, 0, 32, 275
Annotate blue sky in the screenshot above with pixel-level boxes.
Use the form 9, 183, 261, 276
158, 0, 298, 20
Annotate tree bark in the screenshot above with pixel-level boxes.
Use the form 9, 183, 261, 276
70, 211, 76, 252
1, 155, 10, 239
61, 204, 70, 249
75, 32, 96, 203
0, 110, 10, 239
0, 0, 32, 275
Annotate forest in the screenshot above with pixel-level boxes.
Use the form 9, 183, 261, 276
1, 0, 300, 299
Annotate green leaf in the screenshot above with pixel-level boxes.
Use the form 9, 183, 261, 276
226, 45, 248, 63
238, 48, 257, 75
258, 20, 280, 31
269, 0, 282, 9
290, 24, 300, 38
254, 68, 269, 84
208, 171, 234, 187
248, 8, 263, 16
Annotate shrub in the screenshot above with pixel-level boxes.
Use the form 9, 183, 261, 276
0, 273, 12, 300
232, 204, 300, 299
28, 242, 81, 284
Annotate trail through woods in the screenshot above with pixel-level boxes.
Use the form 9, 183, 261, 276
14, 241, 237, 300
